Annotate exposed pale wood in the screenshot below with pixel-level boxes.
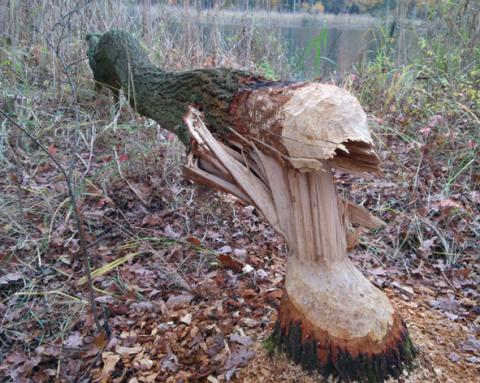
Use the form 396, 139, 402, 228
287, 157, 325, 172
218, 143, 246, 164
247, 149, 269, 186
286, 257, 394, 341
342, 198, 386, 229
317, 167, 347, 262
287, 170, 308, 260
198, 155, 232, 182
184, 155, 252, 204
255, 149, 295, 248
331, 154, 381, 175
282, 84, 372, 157
185, 106, 381, 264
186, 107, 396, 340
299, 173, 316, 261
309, 173, 324, 260
185, 108, 282, 235
231, 82, 380, 174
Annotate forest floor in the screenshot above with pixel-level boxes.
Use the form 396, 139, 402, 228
0, 88, 478, 382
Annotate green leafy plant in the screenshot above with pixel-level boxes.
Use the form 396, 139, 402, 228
304, 24, 331, 77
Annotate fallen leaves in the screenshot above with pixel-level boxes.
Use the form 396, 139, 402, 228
94, 331, 109, 348
115, 345, 143, 355
418, 237, 437, 257
1, 103, 478, 383
64, 332, 83, 348
98, 352, 120, 382
230, 332, 253, 346
447, 351, 461, 362
58, 201, 281, 383
460, 337, 480, 354
0, 272, 23, 285
222, 345, 255, 376
429, 295, 461, 312
164, 224, 181, 238
180, 313, 193, 325
166, 293, 193, 309
161, 350, 179, 372
218, 253, 246, 273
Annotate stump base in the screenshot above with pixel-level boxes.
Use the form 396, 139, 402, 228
272, 293, 415, 382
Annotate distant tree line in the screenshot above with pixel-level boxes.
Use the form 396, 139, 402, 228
167, 0, 438, 17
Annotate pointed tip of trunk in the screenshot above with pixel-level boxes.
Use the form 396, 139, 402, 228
272, 294, 415, 383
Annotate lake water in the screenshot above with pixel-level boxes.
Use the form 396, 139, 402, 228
212, 16, 418, 81
235, 22, 382, 80
272, 24, 380, 79
136, 6, 419, 81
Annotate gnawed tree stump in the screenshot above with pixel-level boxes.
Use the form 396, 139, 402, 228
87, 30, 415, 382
183, 101, 414, 382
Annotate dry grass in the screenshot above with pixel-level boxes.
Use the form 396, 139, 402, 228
339, 0, 479, 265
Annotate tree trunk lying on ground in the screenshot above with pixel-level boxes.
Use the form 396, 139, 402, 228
87, 30, 415, 382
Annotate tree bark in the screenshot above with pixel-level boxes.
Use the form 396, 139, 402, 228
87, 30, 415, 382
86, 30, 272, 144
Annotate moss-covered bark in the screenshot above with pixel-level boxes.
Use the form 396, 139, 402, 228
86, 30, 271, 144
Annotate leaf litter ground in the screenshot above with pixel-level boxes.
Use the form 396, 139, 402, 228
0, 111, 478, 383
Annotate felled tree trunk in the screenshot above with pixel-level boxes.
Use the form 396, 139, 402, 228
86, 30, 271, 144
87, 30, 415, 382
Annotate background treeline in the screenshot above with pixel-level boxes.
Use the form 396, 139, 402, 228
167, 0, 439, 17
